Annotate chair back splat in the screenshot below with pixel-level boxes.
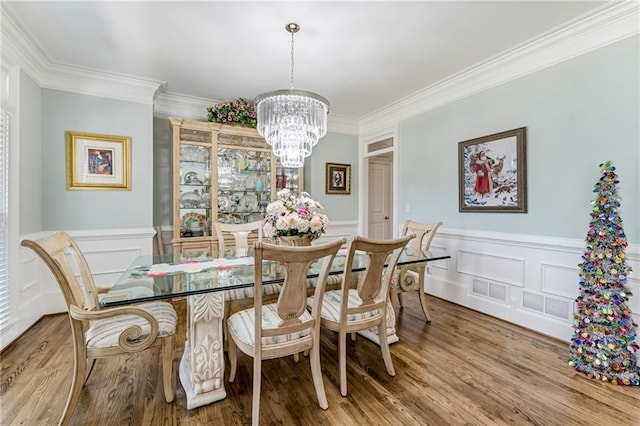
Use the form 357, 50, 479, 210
214, 220, 263, 255
403, 220, 442, 253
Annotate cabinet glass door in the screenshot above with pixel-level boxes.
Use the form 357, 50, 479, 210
217, 147, 271, 224
178, 143, 212, 238
275, 161, 302, 195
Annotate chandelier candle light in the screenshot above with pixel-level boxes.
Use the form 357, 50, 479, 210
255, 23, 329, 168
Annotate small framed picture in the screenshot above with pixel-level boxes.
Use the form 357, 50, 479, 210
325, 162, 351, 194
66, 130, 131, 190
458, 127, 527, 213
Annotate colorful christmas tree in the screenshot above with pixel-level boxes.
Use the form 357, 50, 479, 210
569, 162, 640, 385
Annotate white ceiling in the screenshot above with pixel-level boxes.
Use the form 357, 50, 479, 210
3, 1, 610, 120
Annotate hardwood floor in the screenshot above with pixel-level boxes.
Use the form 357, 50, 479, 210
2, 295, 639, 425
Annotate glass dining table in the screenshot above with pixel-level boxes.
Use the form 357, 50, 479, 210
101, 245, 450, 409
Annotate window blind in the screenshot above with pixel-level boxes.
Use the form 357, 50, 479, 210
0, 104, 10, 330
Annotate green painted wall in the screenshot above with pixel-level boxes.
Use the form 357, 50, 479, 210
18, 70, 42, 234
304, 131, 359, 222
397, 36, 639, 243
40, 90, 154, 230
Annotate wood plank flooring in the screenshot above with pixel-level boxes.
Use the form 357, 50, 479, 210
2, 295, 639, 425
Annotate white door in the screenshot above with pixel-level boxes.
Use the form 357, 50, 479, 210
368, 154, 392, 239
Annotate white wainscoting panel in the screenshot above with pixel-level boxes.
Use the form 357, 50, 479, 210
458, 250, 525, 287
627, 276, 640, 313
314, 220, 358, 245
68, 228, 155, 290
423, 228, 640, 342
541, 263, 581, 299
4, 228, 156, 351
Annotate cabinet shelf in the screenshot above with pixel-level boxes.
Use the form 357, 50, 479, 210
180, 205, 211, 210
218, 210, 265, 215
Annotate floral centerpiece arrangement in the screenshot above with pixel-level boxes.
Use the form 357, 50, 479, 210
263, 189, 329, 243
206, 98, 257, 128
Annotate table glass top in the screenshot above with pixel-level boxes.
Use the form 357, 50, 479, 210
100, 246, 450, 307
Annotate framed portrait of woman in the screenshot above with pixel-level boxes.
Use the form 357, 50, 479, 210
66, 130, 131, 190
325, 162, 351, 194
458, 127, 527, 213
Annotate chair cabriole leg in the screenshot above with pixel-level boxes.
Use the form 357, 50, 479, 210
378, 316, 395, 377
310, 339, 328, 409
339, 330, 348, 396
162, 335, 175, 402
59, 346, 86, 426
252, 355, 262, 426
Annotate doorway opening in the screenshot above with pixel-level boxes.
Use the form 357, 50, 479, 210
367, 151, 393, 239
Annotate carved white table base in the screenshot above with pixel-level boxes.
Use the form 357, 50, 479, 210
179, 293, 226, 409
178, 291, 397, 409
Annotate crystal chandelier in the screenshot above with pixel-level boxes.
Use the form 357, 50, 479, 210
255, 23, 329, 168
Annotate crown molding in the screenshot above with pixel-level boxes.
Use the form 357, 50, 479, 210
2, 3, 359, 132
40, 64, 166, 105
1, 5, 165, 105
154, 92, 359, 135
359, 1, 640, 142
327, 113, 359, 135
4, 2, 635, 132
1, 7, 48, 82
155, 92, 213, 120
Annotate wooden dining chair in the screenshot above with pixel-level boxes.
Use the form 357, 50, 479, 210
154, 225, 165, 256
214, 220, 263, 256
20, 232, 177, 426
308, 234, 414, 397
390, 220, 442, 321
213, 220, 280, 324
227, 238, 346, 426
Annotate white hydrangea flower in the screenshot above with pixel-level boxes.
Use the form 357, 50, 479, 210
262, 191, 328, 241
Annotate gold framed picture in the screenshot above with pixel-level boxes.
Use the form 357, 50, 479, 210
325, 162, 351, 194
66, 130, 131, 190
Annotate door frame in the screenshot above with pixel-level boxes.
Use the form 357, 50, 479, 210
359, 133, 398, 238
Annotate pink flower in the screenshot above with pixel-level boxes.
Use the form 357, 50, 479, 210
262, 190, 328, 240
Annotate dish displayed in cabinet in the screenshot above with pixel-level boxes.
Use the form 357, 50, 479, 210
219, 214, 243, 224
181, 212, 207, 237
238, 193, 258, 212
218, 195, 232, 210
183, 171, 202, 184
181, 190, 202, 208
247, 212, 265, 223
244, 174, 256, 189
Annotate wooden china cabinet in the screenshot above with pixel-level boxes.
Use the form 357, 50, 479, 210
169, 117, 303, 258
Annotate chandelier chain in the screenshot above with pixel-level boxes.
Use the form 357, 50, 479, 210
290, 30, 295, 90
254, 22, 329, 168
